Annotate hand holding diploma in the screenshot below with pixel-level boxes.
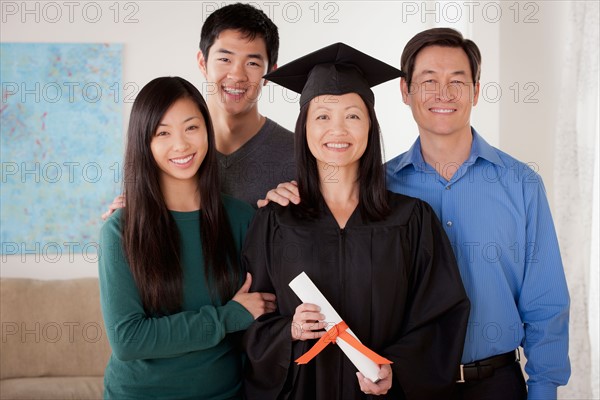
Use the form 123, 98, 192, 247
291, 303, 326, 341
288, 272, 393, 387
357, 365, 393, 395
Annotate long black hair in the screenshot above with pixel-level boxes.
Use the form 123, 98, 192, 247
294, 95, 390, 221
122, 76, 239, 316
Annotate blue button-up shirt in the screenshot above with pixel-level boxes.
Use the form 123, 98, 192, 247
385, 129, 570, 399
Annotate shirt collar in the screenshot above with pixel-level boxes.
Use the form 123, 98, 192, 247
469, 128, 505, 168
392, 136, 424, 173
393, 127, 504, 174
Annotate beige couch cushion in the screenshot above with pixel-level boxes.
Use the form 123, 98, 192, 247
0, 376, 103, 400
0, 278, 111, 380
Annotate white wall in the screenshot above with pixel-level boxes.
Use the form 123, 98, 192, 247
0, 1, 572, 278
498, 1, 570, 209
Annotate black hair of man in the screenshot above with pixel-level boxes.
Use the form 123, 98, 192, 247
200, 3, 279, 72
401, 27, 481, 88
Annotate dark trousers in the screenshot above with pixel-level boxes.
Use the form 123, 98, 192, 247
451, 361, 527, 400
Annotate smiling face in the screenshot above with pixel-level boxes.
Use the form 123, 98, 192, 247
150, 97, 208, 189
306, 93, 370, 176
402, 45, 480, 140
197, 29, 269, 118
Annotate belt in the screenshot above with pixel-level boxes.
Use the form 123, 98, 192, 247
456, 350, 519, 383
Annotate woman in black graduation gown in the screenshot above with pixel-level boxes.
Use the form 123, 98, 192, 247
242, 43, 470, 400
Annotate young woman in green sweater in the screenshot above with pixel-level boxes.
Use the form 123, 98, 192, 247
98, 76, 276, 400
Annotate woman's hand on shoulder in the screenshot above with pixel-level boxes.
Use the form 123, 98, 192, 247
256, 181, 301, 208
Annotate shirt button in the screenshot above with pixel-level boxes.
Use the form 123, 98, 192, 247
446, 185, 451, 190
446, 221, 453, 227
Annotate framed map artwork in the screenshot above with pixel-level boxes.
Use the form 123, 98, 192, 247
1, 43, 123, 256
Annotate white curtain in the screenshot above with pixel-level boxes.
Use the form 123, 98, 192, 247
554, 2, 600, 399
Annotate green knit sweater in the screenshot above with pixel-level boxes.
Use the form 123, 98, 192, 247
98, 195, 255, 400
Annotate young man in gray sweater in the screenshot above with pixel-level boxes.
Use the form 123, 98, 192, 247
102, 3, 293, 217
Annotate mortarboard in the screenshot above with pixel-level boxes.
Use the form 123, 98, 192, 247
264, 42, 404, 107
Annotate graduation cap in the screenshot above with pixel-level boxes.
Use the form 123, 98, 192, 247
264, 42, 404, 107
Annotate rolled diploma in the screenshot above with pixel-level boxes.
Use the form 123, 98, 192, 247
289, 271, 382, 383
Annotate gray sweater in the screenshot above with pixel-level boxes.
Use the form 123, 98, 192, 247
217, 118, 295, 206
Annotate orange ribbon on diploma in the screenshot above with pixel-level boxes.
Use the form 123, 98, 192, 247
295, 320, 392, 365
289, 272, 392, 382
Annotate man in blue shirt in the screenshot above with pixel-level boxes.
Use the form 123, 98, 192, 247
261, 28, 570, 400
385, 28, 570, 400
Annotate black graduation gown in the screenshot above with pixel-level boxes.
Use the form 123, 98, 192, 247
242, 191, 470, 400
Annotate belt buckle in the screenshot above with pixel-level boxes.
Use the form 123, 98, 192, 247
456, 364, 465, 383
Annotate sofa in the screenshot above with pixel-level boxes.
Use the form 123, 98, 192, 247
0, 278, 111, 400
